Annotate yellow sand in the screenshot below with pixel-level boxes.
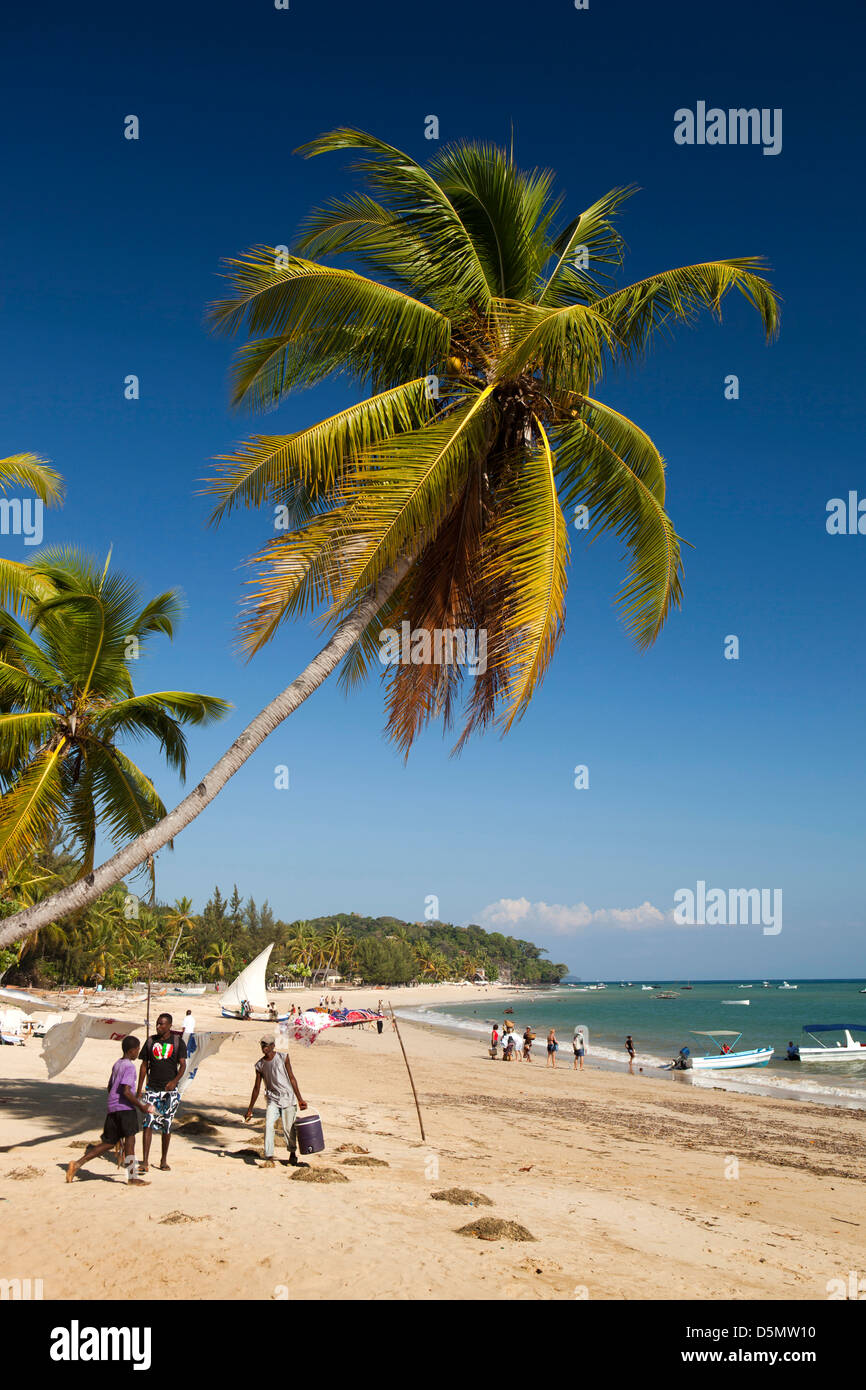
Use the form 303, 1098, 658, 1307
1, 983, 863, 1300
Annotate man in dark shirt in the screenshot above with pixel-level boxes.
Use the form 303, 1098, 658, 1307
137, 1012, 187, 1172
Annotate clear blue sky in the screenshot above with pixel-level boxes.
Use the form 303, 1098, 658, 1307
2, 0, 863, 976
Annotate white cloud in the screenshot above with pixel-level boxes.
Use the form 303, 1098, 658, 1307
479, 897, 672, 936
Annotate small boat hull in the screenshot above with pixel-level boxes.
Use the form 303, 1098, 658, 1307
692, 1047, 773, 1070
796, 1048, 866, 1063
221, 1007, 290, 1023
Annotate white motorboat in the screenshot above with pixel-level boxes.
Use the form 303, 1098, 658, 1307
789, 1025, 866, 1063
778, 981, 798, 989
721, 999, 750, 1005
686, 1030, 773, 1070
641, 985, 656, 991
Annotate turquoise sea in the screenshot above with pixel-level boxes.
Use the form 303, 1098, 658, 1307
398, 979, 866, 1109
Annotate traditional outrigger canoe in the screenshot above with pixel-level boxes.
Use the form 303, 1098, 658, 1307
220, 944, 289, 1022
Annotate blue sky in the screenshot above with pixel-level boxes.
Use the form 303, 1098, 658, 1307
2, 0, 863, 976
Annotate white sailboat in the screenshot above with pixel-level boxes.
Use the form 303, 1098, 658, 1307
220, 944, 288, 1021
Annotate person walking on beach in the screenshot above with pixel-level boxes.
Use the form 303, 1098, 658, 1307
66, 1037, 154, 1186
625, 1034, 636, 1073
137, 1013, 187, 1172
490, 1023, 500, 1059
573, 1027, 586, 1071
182, 1009, 195, 1044
245, 1037, 308, 1168
546, 1028, 558, 1068
522, 1026, 534, 1061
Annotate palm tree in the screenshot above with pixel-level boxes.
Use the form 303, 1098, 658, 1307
0, 548, 230, 886
204, 939, 235, 980
0, 131, 779, 947
164, 896, 196, 966
323, 922, 350, 977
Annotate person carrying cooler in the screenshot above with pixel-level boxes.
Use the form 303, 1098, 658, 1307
66, 1036, 154, 1186
245, 1037, 308, 1168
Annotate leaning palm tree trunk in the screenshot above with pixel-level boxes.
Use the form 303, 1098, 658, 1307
0, 562, 407, 948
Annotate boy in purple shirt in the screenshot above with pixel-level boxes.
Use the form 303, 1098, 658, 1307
65, 1037, 154, 1186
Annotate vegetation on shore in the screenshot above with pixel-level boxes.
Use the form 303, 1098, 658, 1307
0, 845, 567, 988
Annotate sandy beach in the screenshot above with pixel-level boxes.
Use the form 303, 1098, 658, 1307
2, 982, 863, 1301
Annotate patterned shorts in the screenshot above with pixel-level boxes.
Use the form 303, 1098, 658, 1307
142, 1088, 181, 1133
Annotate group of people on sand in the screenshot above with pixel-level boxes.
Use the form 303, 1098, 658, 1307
489, 1022, 638, 1073
490, 1021, 537, 1062
65, 1010, 312, 1187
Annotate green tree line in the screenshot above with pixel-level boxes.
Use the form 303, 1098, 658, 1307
0, 844, 566, 988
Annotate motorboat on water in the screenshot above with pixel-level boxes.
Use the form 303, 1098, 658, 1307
654, 991, 680, 999
641, 985, 656, 991
787, 1025, 866, 1063
671, 1030, 773, 1071
220, 944, 289, 1022
721, 999, 750, 1005
778, 981, 798, 989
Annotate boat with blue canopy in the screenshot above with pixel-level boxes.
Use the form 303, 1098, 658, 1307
787, 1025, 866, 1063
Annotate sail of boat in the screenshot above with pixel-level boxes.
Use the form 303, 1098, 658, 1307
221, 944, 273, 1016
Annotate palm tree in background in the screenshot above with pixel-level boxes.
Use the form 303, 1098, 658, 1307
204, 939, 235, 980
0, 130, 779, 946
164, 896, 196, 965
0, 548, 230, 889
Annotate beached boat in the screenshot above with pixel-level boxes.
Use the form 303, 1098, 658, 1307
687, 1030, 773, 1070
220, 944, 289, 1022
789, 1025, 866, 1063
169, 985, 207, 996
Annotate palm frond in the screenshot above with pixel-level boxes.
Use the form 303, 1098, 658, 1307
594, 258, 781, 357
556, 407, 684, 647
476, 420, 568, 732
0, 739, 68, 873
206, 379, 433, 522
207, 250, 450, 405
0, 454, 65, 506
296, 128, 495, 309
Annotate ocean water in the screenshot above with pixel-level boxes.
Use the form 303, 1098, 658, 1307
398, 979, 866, 1110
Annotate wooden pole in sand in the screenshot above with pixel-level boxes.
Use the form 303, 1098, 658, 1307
388, 1004, 426, 1142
